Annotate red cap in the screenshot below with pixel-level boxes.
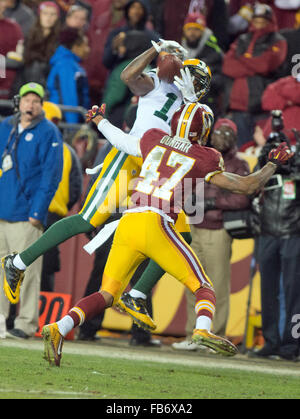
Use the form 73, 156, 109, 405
38, 1, 60, 16
214, 118, 238, 135
183, 13, 206, 31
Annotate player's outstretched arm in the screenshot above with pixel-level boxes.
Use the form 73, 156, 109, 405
209, 143, 293, 195
121, 39, 187, 97
86, 105, 141, 157
120, 46, 157, 96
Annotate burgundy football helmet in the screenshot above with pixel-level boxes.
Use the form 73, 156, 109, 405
170, 102, 214, 144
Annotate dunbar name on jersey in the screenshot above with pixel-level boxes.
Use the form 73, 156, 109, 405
128, 127, 224, 223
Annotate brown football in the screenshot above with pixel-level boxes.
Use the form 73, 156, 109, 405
157, 53, 183, 84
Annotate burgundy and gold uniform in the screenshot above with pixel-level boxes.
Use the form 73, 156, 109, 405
101, 104, 224, 310
67, 103, 238, 357
127, 128, 224, 223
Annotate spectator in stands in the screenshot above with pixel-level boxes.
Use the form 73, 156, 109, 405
162, 0, 229, 50
102, 0, 160, 71
55, 0, 75, 14
54, 0, 91, 17
0, 0, 23, 101
280, 17, 300, 78
229, 1, 300, 30
83, 0, 127, 104
239, 124, 267, 157
229, 2, 300, 78
4, 0, 35, 36
241, 74, 300, 156
70, 125, 99, 172
41, 101, 83, 292
173, 119, 250, 351
181, 12, 224, 117
102, 30, 152, 127
162, 0, 229, 49
261, 73, 300, 143
222, 3, 287, 147
0, 82, 63, 339
272, 0, 300, 30
47, 26, 90, 123
147, 0, 164, 34
228, 2, 254, 41
19, 1, 61, 88
64, 4, 90, 31
192, 0, 230, 50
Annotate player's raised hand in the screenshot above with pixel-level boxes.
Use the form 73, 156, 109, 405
151, 39, 187, 59
86, 104, 106, 123
268, 142, 294, 165
174, 67, 198, 103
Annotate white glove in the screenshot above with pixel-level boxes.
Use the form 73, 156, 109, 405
85, 163, 103, 175
151, 38, 188, 59
174, 67, 198, 103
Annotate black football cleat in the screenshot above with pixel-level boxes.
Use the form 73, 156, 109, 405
2, 253, 25, 304
117, 293, 157, 331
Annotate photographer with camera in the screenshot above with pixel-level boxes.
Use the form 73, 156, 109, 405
252, 109, 300, 361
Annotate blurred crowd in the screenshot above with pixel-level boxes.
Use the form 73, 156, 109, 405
1, 0, 300, 358
0, 0, 300, 146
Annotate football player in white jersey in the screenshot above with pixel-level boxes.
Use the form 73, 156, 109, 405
2, 40, 212, 336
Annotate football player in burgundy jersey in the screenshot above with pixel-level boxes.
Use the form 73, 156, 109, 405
40, 101, 292, 366
1, 41, 198, 311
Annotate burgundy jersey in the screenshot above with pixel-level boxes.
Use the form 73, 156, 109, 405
129, 128, 224, 222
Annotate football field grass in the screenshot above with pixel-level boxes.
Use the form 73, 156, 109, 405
1, 338, 300, 400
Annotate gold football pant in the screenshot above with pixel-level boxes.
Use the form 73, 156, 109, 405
101, 211, 212, 304
79, 147, 190, 232
79, 148, 141, 227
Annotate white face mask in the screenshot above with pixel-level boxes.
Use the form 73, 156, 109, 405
274, 0, 300, 10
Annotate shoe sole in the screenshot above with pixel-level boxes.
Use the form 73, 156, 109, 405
1, 257, 23, 305
172, 345, 198, 351
41, 325, 62, 367
116, 301, 157, 331
192, 334, 238, 357
6, 331, 29, 340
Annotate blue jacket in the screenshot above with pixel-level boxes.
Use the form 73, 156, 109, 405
0, 113, 63, 225
47, 46, 90, 123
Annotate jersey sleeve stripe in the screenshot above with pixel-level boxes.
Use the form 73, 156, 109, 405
205, 170, 223, 182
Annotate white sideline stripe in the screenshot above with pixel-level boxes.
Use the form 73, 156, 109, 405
1, 340, 300, 377
0, 389, 106, 397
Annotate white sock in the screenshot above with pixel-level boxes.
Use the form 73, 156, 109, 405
56, 315, 74, 337
195, 316, 212, 332
129, 289, 147, 299
13, 254, 27, 271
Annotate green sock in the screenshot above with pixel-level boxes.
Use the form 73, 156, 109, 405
20, 214, 95, 267
134, 231, 192, 296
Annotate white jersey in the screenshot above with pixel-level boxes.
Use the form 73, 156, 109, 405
129, 69, 183, 138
